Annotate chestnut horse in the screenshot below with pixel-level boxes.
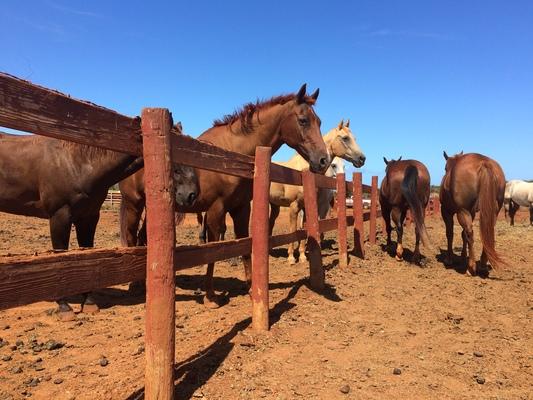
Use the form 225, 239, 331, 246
440, 152, 506, 275
120, 84, 330, 307
380, 157, 431, 264
0, 132, 199, 320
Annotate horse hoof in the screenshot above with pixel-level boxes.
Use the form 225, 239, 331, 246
56, 310, 76, 322
82, 303, 100, 314
288, 258, 296, 265
299, 257, 307, 264
395, 255, 403, 262
128, 281, 146, 295
203, 295, 222, 309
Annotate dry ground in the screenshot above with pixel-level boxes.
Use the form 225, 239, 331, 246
0, 208, 531, 400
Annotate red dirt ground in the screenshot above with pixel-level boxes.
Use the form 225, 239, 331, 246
0, 208, 531, 400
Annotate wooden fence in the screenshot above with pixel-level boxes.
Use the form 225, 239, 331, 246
0, 72, 380, 399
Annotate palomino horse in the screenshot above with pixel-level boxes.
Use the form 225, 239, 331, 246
120, 84, 330, 307
504, 179, 533, 226
440, 152, 506, 275
0, 132, 198, 320
269, 156, 345, 264
268, 119, 366, 264
379, 157, 431, 264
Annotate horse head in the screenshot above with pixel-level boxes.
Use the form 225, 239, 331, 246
278, 84, 331, 174
328, 119, 366, 168
443, 150, 463, 172
383, 156, 402, 170
326, 157, 345, 178
173, 163, 199, 207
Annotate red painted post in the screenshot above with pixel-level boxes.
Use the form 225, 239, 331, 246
302, 169, 324, 290
336, 173, 348, 267
369, 176, 378, 245
353, 172, 364, 258
142, 108, 176, 400
251, 147, 271, 332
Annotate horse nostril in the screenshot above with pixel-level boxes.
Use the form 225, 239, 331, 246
188, 192, 197, 205
360, 155, 366, 162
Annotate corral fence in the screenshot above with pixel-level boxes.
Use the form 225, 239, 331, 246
0, 72, 380, 399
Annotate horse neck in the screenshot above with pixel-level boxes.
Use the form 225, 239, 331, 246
215, 102, 291, 156
69, 144, 141, 188
323, 129, 338, 154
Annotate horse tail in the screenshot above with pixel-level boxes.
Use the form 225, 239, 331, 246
400, 165, 430, 248
478, 162, 505, 269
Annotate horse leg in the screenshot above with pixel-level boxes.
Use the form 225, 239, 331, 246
75, 213, 101, 314
269, 203, 280, 236
381, 204, 393, 252
49, 207, 76, 321
509, 200, 518, 226
287, 202, 299, 265
229, 203, 252, 292
529, 204, 533, 226
204, 201, 226, 308
197, 213, 206, 243
120, 200, 147, 293
299, 209, 308, 263
457, 210, 476, 276
460, 230, 468, 259
442, 210, 454, 266
391, 207, 404, 261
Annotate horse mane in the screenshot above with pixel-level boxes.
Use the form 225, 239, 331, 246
213, 93, 316, 134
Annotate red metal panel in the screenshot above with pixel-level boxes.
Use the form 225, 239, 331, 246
369, 176, 378, 245
336, 173, 348, 267
353, 172, 365, 258
142, 108, 176, 400
302, 170, 324, 290
251, 147, 271, 331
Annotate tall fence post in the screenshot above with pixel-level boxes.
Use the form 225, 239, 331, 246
142, 108, 176, 400
336, 173, 348, 267
369, 176, 378, 245
302, 169, 324, 290
353, 172, 364, 258
251, 147, 271, 332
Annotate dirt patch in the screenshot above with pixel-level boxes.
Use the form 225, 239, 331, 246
0, 209, 531, 399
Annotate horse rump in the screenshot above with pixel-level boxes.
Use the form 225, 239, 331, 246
400, 165, 430, 247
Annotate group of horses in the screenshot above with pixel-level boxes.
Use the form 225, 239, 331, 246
380, 151, 507, 277
0, 83, 517, 320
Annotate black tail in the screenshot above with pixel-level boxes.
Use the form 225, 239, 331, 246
401, 166, 430, 247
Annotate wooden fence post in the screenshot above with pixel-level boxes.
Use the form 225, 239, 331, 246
251, 147, 271, 332
302, 169, 324, 290
369, 176, 378, 245
142, 108, 176, 400
353, 172, 364, 258
336, 173, 348, 267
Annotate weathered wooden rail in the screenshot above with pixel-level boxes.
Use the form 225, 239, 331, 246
0, 72, 380, 399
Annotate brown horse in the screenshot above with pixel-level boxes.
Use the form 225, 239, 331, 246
379, 157, 431, 264
440, 152, 506, 275
0, 132, 198, 320
120, 84, 330, 307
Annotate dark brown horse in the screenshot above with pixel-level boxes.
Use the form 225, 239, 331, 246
379, 157, 431, 264
440, 152, 506, 275
120, 84, 331, 307
0, 132, 198, 320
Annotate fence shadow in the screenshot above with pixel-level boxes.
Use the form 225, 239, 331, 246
125, 279, 305, 400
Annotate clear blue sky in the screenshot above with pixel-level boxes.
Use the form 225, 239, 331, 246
2, 1, 532, 184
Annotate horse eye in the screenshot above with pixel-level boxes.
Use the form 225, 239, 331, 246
298, 117, 308, 126
342, 136, 350, 141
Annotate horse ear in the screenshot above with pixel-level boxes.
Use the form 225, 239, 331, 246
459, 150, 464, 155
296, 83, 307, 104
398, 156, 402, 161
345, 119, 350, 128
443, 151, 449, 160
383, 157, 389, 165
310, 88, 319, 101
338, 119, 344, 129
